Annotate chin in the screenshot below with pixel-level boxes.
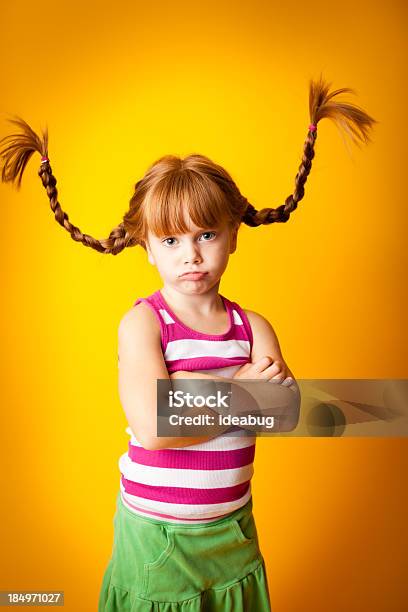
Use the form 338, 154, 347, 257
177, 278, 211, 291
179, 283, 207, 291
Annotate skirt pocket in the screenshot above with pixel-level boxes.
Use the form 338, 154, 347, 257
143, 527, 175, 570
110, 503, 174, 595
231, 509, 259, 546
231, 519, 253, 544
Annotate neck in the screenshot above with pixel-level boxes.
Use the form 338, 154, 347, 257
160, 281, 223, 316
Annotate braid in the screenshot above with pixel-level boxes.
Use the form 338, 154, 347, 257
0, 116, 138, 255
241, 74, 378, 227
1, 76, 378, 247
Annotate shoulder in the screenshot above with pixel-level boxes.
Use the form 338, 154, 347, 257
118, 302, 161, 344
243, 309, 280, 337
243, 309, 271, 327
243, 309, 284, 362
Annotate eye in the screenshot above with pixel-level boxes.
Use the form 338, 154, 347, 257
161, 237, 178, 247
199, 231, 217, 241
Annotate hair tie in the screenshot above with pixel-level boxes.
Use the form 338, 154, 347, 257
308, 124, 317, 132
40, 156, 49, 164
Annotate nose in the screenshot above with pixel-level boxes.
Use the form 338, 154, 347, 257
183, 241, 203, 265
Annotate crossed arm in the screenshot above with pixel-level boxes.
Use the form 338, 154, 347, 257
145, 310, 297, 449
118, 303, 297, 451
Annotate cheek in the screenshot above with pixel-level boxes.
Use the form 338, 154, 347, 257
156, 256, 174, 274
211, 244, 230, 265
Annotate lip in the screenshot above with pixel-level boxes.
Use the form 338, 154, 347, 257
180, 272, 208, 280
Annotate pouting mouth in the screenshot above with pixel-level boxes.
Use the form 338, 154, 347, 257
179, 271, 207, 277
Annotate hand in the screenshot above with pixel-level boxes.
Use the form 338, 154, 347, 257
233, 356, 296, 388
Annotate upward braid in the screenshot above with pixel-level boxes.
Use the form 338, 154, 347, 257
0, 75, 377, 252
241, 74, 378, 226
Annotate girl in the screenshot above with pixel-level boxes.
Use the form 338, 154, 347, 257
0, 75, 376, 611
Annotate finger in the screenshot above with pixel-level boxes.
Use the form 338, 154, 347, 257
252, 356, 274, 373
258, 368, 281, 380
281, 377, 300, 394
261, 361, 284, 377
288, 380, 300, 394
271, 373, 285, 381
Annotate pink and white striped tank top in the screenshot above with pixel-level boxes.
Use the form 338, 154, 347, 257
118, 288, 256, 524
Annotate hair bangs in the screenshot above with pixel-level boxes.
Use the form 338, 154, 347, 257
142, 170, 232, 238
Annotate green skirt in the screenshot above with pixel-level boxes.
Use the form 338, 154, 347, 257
98, 491, 272, 611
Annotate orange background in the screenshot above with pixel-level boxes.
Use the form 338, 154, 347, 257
1, 1, 407, 610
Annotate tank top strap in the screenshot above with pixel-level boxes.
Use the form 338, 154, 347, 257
222, 296, 254, 353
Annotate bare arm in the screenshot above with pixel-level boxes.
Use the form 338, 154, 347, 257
244, 309, 297, 382
118, 303, 231, 451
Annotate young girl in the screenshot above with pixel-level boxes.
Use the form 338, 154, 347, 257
0, 75, 376, 611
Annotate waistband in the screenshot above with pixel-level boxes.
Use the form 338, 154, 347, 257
116, 491, 253, 530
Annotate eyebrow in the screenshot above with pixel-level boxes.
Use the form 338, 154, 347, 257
161, 228, 218, 237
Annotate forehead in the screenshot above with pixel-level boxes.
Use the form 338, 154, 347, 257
148, 215, 227, 238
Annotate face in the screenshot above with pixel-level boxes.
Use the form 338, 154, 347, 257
145, 216, 238, 294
